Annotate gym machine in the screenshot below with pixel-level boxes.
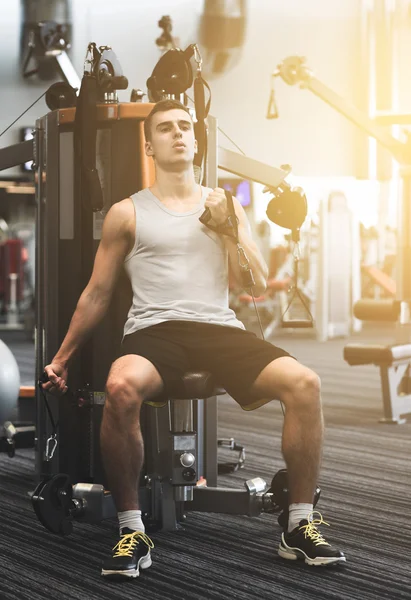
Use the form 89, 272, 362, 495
269, 56, 411, 422
0, 41, 319, 535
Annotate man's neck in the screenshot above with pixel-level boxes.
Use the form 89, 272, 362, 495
151, 166, 198, 200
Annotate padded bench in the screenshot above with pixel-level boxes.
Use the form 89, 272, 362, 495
343, 343, 411, 424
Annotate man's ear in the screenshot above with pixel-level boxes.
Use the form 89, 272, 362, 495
145, 141, 154, 157
194, 139, 198, 154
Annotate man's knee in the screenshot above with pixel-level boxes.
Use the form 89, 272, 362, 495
105, 356, 163, 414
298, 369, 321, 395
105, 375, 144, 411
283, 367, 321, 408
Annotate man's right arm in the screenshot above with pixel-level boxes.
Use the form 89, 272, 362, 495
51, 199, 133, 369
52, 289, 112, 368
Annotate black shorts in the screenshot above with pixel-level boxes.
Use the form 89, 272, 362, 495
119, 321, 293, 411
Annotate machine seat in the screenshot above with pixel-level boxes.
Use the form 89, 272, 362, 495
168, 371, 226, 400
343, 344, 411, 367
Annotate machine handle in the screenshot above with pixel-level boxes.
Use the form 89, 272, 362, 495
199, 207, 212, 224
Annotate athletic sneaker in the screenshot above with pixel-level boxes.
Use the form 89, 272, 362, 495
101, 528, 154, 578
278, 512, 346, 567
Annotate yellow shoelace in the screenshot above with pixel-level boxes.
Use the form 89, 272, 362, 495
299, 511, 331, 547
112, 531, 155, 558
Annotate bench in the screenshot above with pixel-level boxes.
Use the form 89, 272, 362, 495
343, 344, 411, 424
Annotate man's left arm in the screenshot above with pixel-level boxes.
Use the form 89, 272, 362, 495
204, 187, 269, 296
224, 197, 269, 296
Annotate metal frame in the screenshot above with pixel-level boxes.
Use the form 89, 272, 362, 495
35, 112, 64, 479
140, 395, 220, 530
54, 51, 81, 91
344, 343, 411, 424
316, 194, 361, 342
379, 361, 411, 424
0, 140, 34, 171
206, 114, 289, 190
218, 147, 288, 188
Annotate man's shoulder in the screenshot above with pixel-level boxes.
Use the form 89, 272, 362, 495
115, 188, 152, 209
111, 197, 134, 215
134, 187, 153, 198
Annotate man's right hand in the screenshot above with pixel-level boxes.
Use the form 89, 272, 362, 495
41, 363, 69, 396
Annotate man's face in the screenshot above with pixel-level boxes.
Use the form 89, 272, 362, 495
145, 108, 197, 168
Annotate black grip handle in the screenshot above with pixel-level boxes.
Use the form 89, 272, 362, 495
199, 207, 212, 224
38, 370, 72, 397
281, 320, 314, 329
39, 371, 49, 384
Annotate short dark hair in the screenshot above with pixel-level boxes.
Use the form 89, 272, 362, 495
144, 100, 192, 142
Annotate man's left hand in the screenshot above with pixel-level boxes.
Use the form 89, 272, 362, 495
204, 188, 230, 225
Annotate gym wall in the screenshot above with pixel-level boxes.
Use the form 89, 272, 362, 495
1, 0, 361, 179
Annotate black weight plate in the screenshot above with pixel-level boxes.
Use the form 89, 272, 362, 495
32, 473, 73, 535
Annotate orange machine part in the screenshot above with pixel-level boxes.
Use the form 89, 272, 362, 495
138, 120, 155, 187
57, 102, 155, 188
57, 102, 154, 124
19, 386, 35, 398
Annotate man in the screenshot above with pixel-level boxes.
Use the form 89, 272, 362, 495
42, 99, 345, 578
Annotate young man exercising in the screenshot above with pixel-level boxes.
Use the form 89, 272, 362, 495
42, 99, 346, 578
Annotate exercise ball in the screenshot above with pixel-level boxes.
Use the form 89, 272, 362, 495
0, 340, 20, 425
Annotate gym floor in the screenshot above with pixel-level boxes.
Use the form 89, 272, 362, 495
0, 329, 410, 600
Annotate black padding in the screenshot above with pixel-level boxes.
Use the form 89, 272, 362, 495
343, 344, 411, 366
169, 371, 226, 400
353, 299, 401, 322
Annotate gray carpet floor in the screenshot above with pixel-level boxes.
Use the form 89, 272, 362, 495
0, 329, 410, 600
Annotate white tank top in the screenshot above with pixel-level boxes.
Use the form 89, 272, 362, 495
122, 186, 245, 339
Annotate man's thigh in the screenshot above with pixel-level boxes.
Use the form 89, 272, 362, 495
194, 324, 294, 410
249, 355, 315, 400
118, 324, 191, 405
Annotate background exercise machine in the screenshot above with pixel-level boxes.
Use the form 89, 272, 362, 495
269, 56, 411, 422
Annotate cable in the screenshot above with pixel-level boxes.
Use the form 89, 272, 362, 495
250, 289, 286, 417
38, 385, 59, 434
186, 93, 247, 156
0, 91, 47, 138
218, 127, 247, 156
251, 290, 265, 341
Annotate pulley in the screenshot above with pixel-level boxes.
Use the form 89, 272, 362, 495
146, 45, 195, 101
265, 182, 307, 243
94, 47, 128, 94
45, 81, 77, 110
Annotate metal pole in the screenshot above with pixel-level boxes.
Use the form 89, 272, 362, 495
172, 399, 193, 432
398, 169, 411, 300
395, 167, 411, 342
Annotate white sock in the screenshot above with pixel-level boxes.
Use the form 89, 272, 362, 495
288, 503, 314, 532
118, 510, 145, 535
